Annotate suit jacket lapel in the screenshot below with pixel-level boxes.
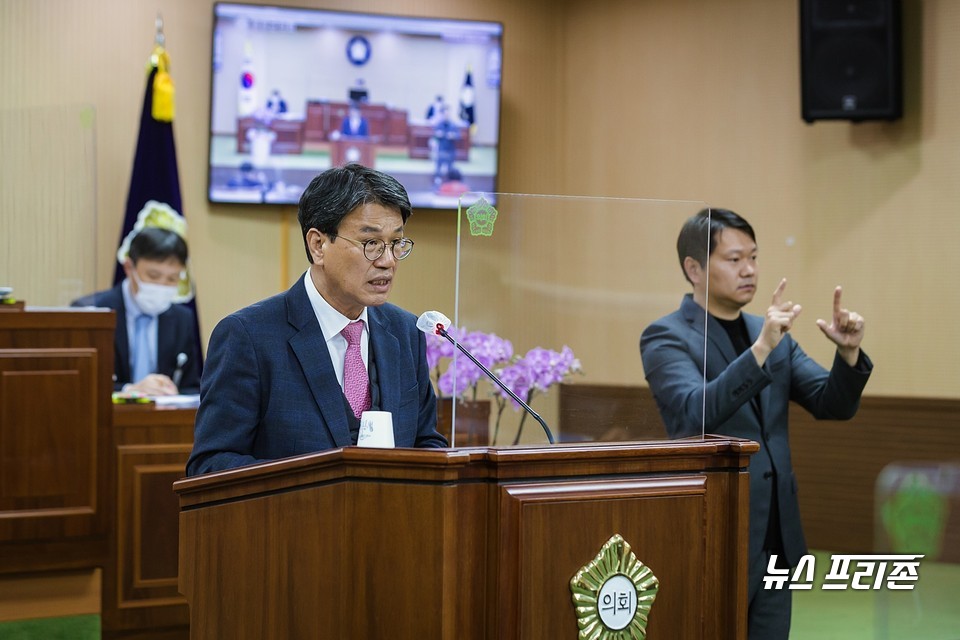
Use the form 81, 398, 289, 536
368, 307, 401, 416
285, 283, 353, 448
681, 294, 738, 366
682, 294, 763, 420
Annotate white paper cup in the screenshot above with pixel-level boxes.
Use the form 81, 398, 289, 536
357, 411, 395, 448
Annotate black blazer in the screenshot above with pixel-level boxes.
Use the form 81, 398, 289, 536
641, 294, 872, 597
72, 284, 201, 393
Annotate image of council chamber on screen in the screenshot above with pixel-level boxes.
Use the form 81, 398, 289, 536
208, 3, 503, 208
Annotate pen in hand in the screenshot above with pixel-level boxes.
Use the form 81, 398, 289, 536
172, 352, 187, 389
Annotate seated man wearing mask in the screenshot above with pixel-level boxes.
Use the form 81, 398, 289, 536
73, 226, 200, 395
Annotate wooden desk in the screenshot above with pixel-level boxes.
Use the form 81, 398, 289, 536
102, 404, 195, 640
236, 117, 305, 155
0, 309, 196, 638
0, 309, 114, 574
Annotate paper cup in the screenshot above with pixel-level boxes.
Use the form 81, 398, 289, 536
357, 411, 395, 448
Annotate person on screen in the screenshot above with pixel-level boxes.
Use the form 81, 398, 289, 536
72, 227, 200, 396
264, 89, 288, 117
426, 95, 444, 124
186, 163, 447, 476
430, 104, 459, 186
226, 161, 267, 190
348, 78, 369, 104
340, 103, 369, 138
639, 208, 872, 639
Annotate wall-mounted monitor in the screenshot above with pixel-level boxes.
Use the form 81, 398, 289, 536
208, 3, 503, 208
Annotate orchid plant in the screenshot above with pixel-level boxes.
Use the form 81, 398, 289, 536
425, 327, 582, 445
426, 326, 514, 400
494, 346, 581, 444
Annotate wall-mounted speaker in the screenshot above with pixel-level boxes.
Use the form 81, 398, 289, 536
800, 0, 902, 123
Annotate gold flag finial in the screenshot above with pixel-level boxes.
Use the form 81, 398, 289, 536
149, 13, 175, 122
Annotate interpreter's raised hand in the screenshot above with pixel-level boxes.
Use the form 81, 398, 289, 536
751, 278, 802, 367
816, 286, 864, 366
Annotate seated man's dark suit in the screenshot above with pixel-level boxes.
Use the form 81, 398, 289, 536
72, 284, 201, 393
186, 279, 446, 476
640, 294, 872, 606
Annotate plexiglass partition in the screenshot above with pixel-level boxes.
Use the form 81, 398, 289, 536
436, 192, 712, 447
0, 105, 98, 307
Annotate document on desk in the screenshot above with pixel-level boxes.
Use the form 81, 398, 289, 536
153, 394, 201, 408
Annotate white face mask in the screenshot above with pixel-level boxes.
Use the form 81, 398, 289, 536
132, 275, 179, 316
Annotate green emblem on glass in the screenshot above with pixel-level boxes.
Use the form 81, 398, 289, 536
570, 534, 659, 639
465, 196, 498, 236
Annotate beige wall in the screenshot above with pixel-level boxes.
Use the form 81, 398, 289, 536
558, 0, 960, 397
2, 0, 957, 398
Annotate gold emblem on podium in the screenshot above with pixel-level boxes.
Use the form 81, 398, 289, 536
569, 534, 659, 639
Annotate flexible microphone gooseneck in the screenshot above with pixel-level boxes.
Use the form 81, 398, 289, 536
417, 311, 555, 444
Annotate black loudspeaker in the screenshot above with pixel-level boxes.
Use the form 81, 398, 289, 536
800, 0, 902, 123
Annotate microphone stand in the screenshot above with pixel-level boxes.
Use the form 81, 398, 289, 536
436, 325, 555, 444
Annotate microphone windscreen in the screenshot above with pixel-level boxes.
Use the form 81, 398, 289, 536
416, 310, 451, 335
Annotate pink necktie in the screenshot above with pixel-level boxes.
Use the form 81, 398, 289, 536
341, 321, 371, 418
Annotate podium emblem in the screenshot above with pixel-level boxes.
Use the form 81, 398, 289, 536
569, 534, 659, 639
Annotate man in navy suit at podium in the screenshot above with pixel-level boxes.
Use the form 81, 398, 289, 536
187, 164, 447, 476
339, 103, 369, 138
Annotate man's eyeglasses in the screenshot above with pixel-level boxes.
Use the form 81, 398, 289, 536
334, 235, 415, 261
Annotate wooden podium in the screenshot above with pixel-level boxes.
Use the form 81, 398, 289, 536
175, 437, 756, 638
330, 137, 375, 168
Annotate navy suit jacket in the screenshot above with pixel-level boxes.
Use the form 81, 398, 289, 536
640, 294, 872, 597
72, 284, 201, 393
340, 116, 369, 137
186, 280, 446, 476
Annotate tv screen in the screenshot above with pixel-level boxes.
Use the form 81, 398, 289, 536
208, 3, 503, 208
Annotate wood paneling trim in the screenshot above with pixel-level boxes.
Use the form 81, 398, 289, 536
789, 396, 960, 559
559, 385, 960, 561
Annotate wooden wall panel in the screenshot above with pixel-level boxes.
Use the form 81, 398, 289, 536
558, 383, 666, 442
790, 396, 960, 559
561, 385, 960, 560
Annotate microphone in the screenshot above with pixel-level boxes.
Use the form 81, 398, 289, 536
172, 352, 187, 388
417, 311, 555, 444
